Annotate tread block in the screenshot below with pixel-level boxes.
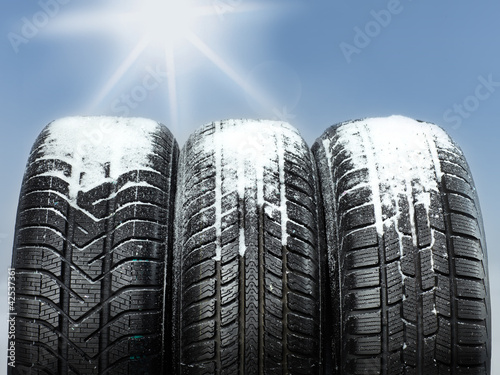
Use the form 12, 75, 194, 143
347, 287, 381, 310
346, 247, 379, 269
347, 267, 380, 289
346, 311, 381, 335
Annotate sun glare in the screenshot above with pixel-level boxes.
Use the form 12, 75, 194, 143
46, 0, 281, 128
134, 0, 197, 46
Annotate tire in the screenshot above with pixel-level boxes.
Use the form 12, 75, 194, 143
10, 117, 178, 374
312, 116, 491, 374
173, 119, 323, 374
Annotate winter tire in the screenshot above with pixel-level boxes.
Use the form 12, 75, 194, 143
173, 119, 323, 374
10, 117, 178, 374
312, 116, 490, 374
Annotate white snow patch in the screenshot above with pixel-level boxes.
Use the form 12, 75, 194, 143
397, 261, 407, 281
405, 178, 418, 247
239, 228, 246, 257
428, 229, 436, 270
335, 115, 454, 235
201, 119, 301, 258
209, 119, 302, 178
358, 127, 384, 235
264, 205, 275, 218
42, 116, 159, 203
214, 121, 223, 262
277, 131, 289, 246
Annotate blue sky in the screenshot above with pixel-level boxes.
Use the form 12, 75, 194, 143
1, 0, 499, 369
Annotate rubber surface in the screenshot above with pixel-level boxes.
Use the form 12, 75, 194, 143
10, 117, 178, 374
173, 119, 323, 374
312, 117, 491, 374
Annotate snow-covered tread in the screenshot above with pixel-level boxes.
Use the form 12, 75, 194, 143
312, 116, 490, 374
10, 117, 178, 375
173, 119, 322, 374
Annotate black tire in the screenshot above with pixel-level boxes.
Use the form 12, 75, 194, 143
172, 119, 323, 374
312, 116, 491, 374
10, 117, 178, 374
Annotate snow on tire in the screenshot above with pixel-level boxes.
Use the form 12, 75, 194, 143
312, 116, 490, 374
10, 117, 178, 374
173, 119, 323, 374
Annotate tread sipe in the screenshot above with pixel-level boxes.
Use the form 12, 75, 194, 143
312, 116, 491, 374
173, 119, 323, 374
10, 117, 178, 375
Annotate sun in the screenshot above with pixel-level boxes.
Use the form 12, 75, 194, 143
44, 1, 282, 129
132, 0, 198, 46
